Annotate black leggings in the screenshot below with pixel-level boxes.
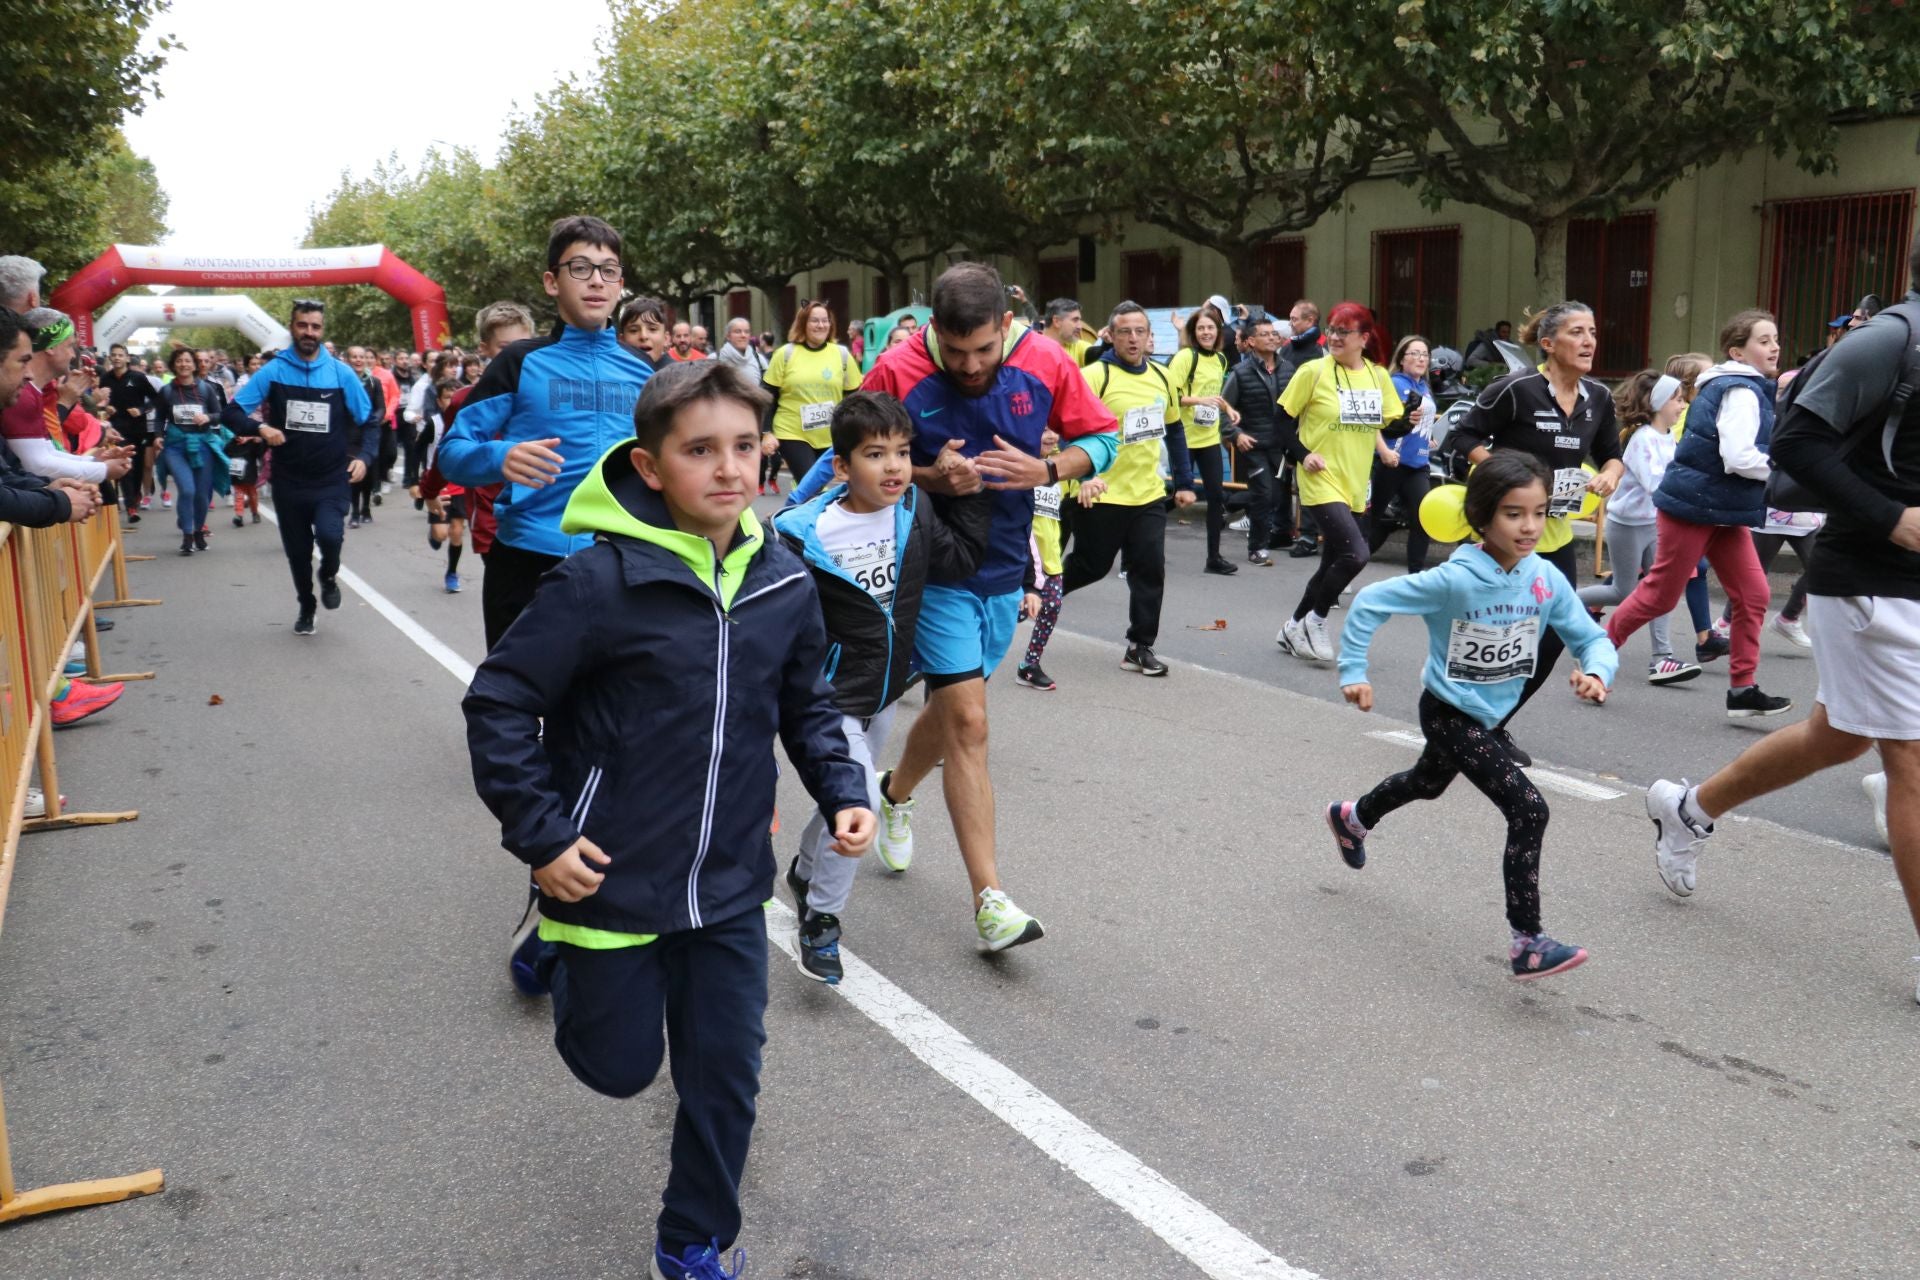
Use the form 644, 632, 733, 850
1366, 460, 1432, 573
1192, 442, 1226, 560
1356, 692, 1550, 935
1293, 502, 1368, 621
1722, 530, 1815, 623
1500, 542, 1578, 729
777, 439, 822, 492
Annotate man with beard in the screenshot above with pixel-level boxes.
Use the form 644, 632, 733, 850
220, 300, 380, 636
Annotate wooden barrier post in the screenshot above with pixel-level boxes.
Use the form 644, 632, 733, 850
0, 523, 161, 1222
96, 511, 161, 609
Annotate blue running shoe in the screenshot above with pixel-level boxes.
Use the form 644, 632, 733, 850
445, 572, 461, 593
651, 1241, 746, 1279
1509, 933, 1589, 982
1325, 801, 1368, 870
63, 659, 87, 677
509, 915, 555, 998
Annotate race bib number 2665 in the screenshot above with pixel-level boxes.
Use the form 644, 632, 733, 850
1445, 616, 1539, 685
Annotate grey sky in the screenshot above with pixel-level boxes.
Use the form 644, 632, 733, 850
122, 0, 613, 250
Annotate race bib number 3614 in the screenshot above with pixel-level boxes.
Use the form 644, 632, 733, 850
1445, 616, 1539, 685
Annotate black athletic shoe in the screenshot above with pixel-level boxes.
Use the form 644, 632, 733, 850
372, 493, 383, 507
1121, 645, 1169, 676
1695, 632, 1730, 664
193, 529, 209, 552
1496, 729, 1533, 767
1015, 663, 1057, 691
125, 511, 141, 525
1289, 537, 1320, 559
232, 516, 244, 528
347, 514, 361, 529
1248, 548, 1273, 567
785, 854, 809, 913
178, 536, 194, 556
1726, 686, 1793, 719
293, 606, 316, 637
319, 578, 342, 610
797, 910, 844, 985
1205, 555, 1239, 575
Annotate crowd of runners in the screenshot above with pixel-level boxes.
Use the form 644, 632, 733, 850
3, 219, 1917, 1279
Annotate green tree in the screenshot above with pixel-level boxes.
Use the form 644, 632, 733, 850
924, 1, 1375, 304
1, 0, 173, 182
0, 131, 169, 276
1292, 0, 1920, 300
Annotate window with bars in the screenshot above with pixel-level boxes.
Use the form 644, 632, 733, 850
1252, 239, 1305, 314
1122, 250, 1182, 307
1374, 227, 1461, 351
1766, 190, 1916, 363
1567, 212, 1655, 375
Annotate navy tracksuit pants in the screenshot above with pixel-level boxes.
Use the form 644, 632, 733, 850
545, 903, 769, 1254
273, 482, 350, 609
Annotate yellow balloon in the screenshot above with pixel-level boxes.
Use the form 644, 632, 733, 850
1420, 483, 1473, 543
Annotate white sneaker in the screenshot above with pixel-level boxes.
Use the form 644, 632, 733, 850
1303, 613, 1336, 661
1864, 772, 1889, 847
1278, 617, 1312, 658
1228, 515, 1251, 533
1770, 613, 1811, 648
1646, 778, 1711, 897
25, 787, 45, 819
877, 777, 915, 872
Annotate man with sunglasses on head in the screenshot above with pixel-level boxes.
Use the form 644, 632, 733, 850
220, 298, 382, 636
438, 215, 652, 653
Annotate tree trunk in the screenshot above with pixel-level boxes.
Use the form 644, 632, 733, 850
887, 270, 912, 314
1223, 242, 1261, 309
1530, 215, 1570, 305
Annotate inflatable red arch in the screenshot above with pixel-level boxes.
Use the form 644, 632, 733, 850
51, 244, 451, 351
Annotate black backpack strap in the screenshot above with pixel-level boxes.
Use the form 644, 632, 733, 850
1876, 302, 1920, 471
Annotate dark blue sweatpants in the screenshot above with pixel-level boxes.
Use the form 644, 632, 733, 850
545, 903, 769, 1255
272, 483, 350, 609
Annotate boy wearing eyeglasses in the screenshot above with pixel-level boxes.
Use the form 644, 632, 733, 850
439, 214, 654, 655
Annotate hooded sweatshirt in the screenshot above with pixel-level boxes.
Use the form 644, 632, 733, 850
1338, 543, 1619, 728
462, 440, 867, 938
223, 346, 379, 488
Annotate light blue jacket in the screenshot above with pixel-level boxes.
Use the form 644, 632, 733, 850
1338, 544, 1619, 728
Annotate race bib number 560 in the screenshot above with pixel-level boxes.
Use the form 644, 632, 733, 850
1445, 616, 1539, 684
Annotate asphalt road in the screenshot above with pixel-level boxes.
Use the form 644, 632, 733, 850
1, 492, 1914, 1280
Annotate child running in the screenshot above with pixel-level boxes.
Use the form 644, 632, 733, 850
1328, 452, 1619, 981
463, 360, 873, 1279
771, 391, 986, 982
415, 378, 468, 592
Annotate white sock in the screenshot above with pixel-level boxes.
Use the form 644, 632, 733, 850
1682, 785, 1715, 829
1310, 611, 1328, 626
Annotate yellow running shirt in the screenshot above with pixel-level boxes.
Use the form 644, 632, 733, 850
765, 342, 862, 446
1280, 358, 1404, 511
1166, 347, 1232, 450
1085, 360, 1181, 508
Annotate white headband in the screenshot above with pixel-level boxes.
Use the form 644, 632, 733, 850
1649, 374, 1682, 413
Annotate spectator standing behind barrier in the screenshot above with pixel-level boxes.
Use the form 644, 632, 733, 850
0, 310, 97, 527
2, 310, 130, 489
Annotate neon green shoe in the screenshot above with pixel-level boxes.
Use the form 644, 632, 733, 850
975, 887, 1045, 952
876, 772, 915, 872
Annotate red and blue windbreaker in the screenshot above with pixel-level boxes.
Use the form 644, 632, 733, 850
862, 323, 1117, 597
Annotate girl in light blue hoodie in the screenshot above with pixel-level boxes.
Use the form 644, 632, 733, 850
1329, 453, 1620, 981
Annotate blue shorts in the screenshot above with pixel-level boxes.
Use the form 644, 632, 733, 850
914, 584, 1022, 686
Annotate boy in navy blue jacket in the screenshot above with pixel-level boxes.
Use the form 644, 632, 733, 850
463, 360, 874, 1280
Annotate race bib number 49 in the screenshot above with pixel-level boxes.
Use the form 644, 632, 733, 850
284, 399, 329, 433
1122, 404, 1167, 446
1446, 616, 1539, 685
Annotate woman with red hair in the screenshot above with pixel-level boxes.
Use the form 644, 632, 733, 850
1275, 302, 1418, 662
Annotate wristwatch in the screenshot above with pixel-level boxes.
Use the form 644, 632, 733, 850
1045, 458, 1059, 485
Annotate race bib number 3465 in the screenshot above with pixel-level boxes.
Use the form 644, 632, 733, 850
1445, 616, 1539, 684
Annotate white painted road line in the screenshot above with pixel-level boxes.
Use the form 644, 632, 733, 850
311, 523, 1318, 1280
1365, 729, 1626, 800
763, 900, 1317, 1280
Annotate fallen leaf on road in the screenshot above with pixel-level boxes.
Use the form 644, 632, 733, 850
208, 694, 224, 706
1186, 619, 1228, 631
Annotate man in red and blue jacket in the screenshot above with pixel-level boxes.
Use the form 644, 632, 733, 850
857, 262, 1117, 954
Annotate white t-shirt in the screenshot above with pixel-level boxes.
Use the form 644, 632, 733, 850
817, 501, 898, 609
